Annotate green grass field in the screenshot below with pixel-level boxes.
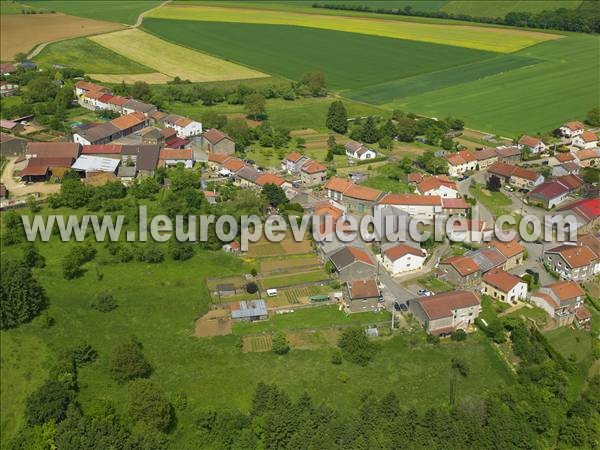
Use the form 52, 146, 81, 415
34, 37, 154, 74
148, 4, 559, 52
143, 19, 497, 90
442, 1, 581, 17
1, 204, 516, 447
22, 0, 162, 24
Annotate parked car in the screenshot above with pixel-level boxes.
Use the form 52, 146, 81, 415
393, 302, 401, 311
400, 303, 408, 312
417, 288, 428, 296
504, 185, 514, 192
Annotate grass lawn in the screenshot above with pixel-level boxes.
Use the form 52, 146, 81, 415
544, 326, 594, 363
470, 184, 512, 218
34, 37, 153, 74
506, 304, 548, 326
1, 203, 516, 447
260, 270, 330, 289
142, 19, 497, 90
417, 275, 453, 293
24, 0, 163, 25
148, 4, 559, 52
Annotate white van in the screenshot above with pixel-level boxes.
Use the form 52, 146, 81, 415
266, 288, 278, 297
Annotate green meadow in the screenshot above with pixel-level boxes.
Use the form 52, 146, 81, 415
34, 38, 154, 74
142, 19, 496, 90
22, 0, 162, 24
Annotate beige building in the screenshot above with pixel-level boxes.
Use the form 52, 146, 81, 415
530, 281, 586, 327
344, 279, 381, 313
202, 129, 235, 155
481, 269, 528, 304
409, 290, 481, 336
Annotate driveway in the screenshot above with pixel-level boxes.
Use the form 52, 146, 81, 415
1, 157, 60, 199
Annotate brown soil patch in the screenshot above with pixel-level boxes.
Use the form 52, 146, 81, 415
291, 128, 319, 136
194, 309, 232, 337
226, 113, 261, 128
1, 13, 124, 60
287, 329, 339, 349
260, 256, 320, 273
90, 73, 173, 84
242, 334, 273, 352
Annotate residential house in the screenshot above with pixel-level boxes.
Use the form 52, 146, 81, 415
444, 150, 477, 177
415, 175, 459, 198
487, 161, 544, 190
438, 255, 481, 288
343, 279, 381, 313
255, 172, 290, 190
553, 198, 600, 234
377, 193, 442, 220
234, 165, 261, 188
74, 80, 107, 98
163, 114, 202, 138
0, 119, 23, 133
407, 172, 424, 184
528, 180, 573, 209
551, 152, 576, 166
559, 121, 585, 138
106, 95, 129, 114
572, 131, 598, 149
552, 162, 580, 177
324, 177, 353, 202
495, 146, 521, 163
486, 239, 525, 270
220, 157, 246, 177
71, 155, 120, 176
481, 269, 527, 303
472, 148, 498, 170
207, 152, 231, 171
0, 63, 17, 76
328, 245, 377, 283
530, 281, 585, 327
140, 127, 165, 147
119, 144, 160, 177
518, 135, 546, 154
381, 243, 426, 275
448, 219, 493, 243
122, 99, 156, 117
409, 290, 481, 336
345, 141, 377, 160
73, 122, 120, 146
544, 243, 599, 281
201, 129, 235, 155
342, 184, 385, 214
575, 148, 599, 167
466, 247, 507, 274
281, 151, 309, 174
159, 148, 194, 168
441, 198, 470, 216
300, 160, 327, 186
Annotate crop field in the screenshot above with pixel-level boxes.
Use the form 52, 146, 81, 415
242, 334, 273, 353
33, 37, 153, 74
89, 28, 267, 83
0, 12, 124, 59
143, 19, 498, 90
22, 0, 163, 25
148, 4, 560, 53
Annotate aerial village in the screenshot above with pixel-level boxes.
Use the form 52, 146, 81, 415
1, 72, 599, 339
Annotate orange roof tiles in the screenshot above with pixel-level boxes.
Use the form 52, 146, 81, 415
111, 112, 146, 131
482, 269, 523, 293
208, 153, 231, 164
414, 290, 480, 320
223, 158, 245, 173
581, 131, 598, 143
159, 148, 193, 160
441, 255, 479, 276
343, 184, 383, 201
384, 244, 425, 262
324, 177, 352, 193
256, 173, 285, 187
348, 279, 380, 299
488, 239, 524, 259
519, 135, 543, 148
547, 281, 584, 301
546, 244, 597, 268
301, 160, 327, 174
380, 193, 442, 206
285, 151, 304, 163
564, 121, 584, 131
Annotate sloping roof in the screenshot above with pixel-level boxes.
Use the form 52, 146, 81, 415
236, 165, 261, 182
581, 131, 598, 143
440, 255, 479, 276
510, 165, 539, 181
329, 246, 375, 271
20, 165, 49, 177
564, 121, 584, 131
256, 173, 285, 187
72, 155, 120, 173
556, 174, 584, 190
416, 176, 457, 194
208, 153, 231, 164
0, 119, 19, 130
472, 148, 497, 160
203, 128, 232, 144
488, 161, 517, 177
529, 180, 570, 201
466, 247, 506, 273
441, 198, 470, 209
324, 177, 352, 193
343, 184, 383, 202
413, 290, 480, 320
120, 145, 159, 171
159, 148, 193, 160
82, 144, 122, 155
576, 148, 599, 160
380, 193, 442, 206
546, 244, 597, 268
123, 99, 155, 114
75, 81, 106, 92
557, 198, 600, 223
384, 243, 425, 262
26, 142, 80, 159
111, 112, 146, 131
347, 279, 380, 300
301, 160, 327, 174
519, 135, 543, 148
555, 152, 575, 163
407, 172, 424, 183
76, 122, 120, 143
284, 151, 304, 163
230, 300, 267, 319
85, 90, 107, 101
107, 95, 129, 106
496, 146, 521, 158
546, 281, 584, 301
222, 158, 246, 173
575, 306, 591, 321
488, 239, 524, 259
482, 269, 523, 293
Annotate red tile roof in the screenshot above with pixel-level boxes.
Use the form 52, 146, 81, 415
547, 281, 584, 301
557, 198, 600, 222
301, 160, 327, 174
482, 269, 524, 293
111, 112, 146, 131
324, 177, 352, 193
416, 176, 457, 194
380, 193, 442, 206
26, 142, 80, 159
546, 244, 598, 268
384, 243, 425, 262
107, 96, 129, 106
564, 121, 584, 131
208, 153, 231, 164
556, 174, 584, 190
414, 290, 480, 320
222, 158, 245, 173
529, 180, 570, 200
348, 279, 380, 299
581, 131, 597, 143
343, 184, 383, 201
284, 151, 304, 163
441, 198, 470, 210
519, 135, 543, 148
488, 239, 524, 259
348, 246, 375, 266
203, 128, 232, 144
441, 255, 479, 276
407, 172, 424, 183
575, 306, 591, 321
82, 144, 122, 155
256, 173, 285, 187
555, 152, 575, 163
576, 149, 599, 160
20, 165, 49, 177
159, 148, 193, 160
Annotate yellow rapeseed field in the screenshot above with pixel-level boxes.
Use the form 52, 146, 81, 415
147, 4, 562, 53
90, 28, 268, 82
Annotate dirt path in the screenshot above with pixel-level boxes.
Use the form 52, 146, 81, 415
1, 157, 60, 199
133, 0, 171, 28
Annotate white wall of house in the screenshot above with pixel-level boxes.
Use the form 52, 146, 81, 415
572, 136, 598, 149
166, 121, 203, 138
163, 159, 193, 168
559, 126, 583, 138
347, 149, 376, 160
383, 252, 426, 274
421, 185, 458, 198
529, 295, 556, 317
73, 133, 92, 146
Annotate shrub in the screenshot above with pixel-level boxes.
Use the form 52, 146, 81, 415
246, 282, 259, 294
62, 244, 96, 279
91, 291, 117, 312
109, 339, 152, 383
137, 245, 164, 263
169, 241, 195, 261
22, 244, 46, 268
426, 334, 440, 344
26, 381, 72, 425
330, 350, 342, 365
338, 327, 377, 366
451, 329, 467, 341
72, 342, 97, 365
1, 260, 47, 329
128, 379, 174, 433
272, 332, 290, 355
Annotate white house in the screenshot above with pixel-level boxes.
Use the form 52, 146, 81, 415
444, 151, 477, 177
382, 243, 426, 275
163, 114, 203, 138
572, 131, 598, 149
159, 148, 194, 169
377, 193, 442, 220
481, 269, 527, 303
518, 135, 546, 154
415, 176, 459, 198
448, 219, 493, 243
345, 141, 377, 160
559, 121, 585, 139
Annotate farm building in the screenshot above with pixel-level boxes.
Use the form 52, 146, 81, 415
328, 245, 376, 283
71, 155, 120, 175
229, 300, 268, 322
201, 128, 235, 155
0, 133, 27, 156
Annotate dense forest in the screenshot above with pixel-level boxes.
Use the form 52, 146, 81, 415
313, 1, 600, 34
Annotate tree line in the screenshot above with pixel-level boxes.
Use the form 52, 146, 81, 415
312, 1, 600, 34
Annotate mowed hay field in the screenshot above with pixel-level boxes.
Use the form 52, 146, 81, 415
90, 28, 268, 83
147, 4, 561, 53
0, 13, 125, 60
143, 19, 497, 90
23, 0, 163, 25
